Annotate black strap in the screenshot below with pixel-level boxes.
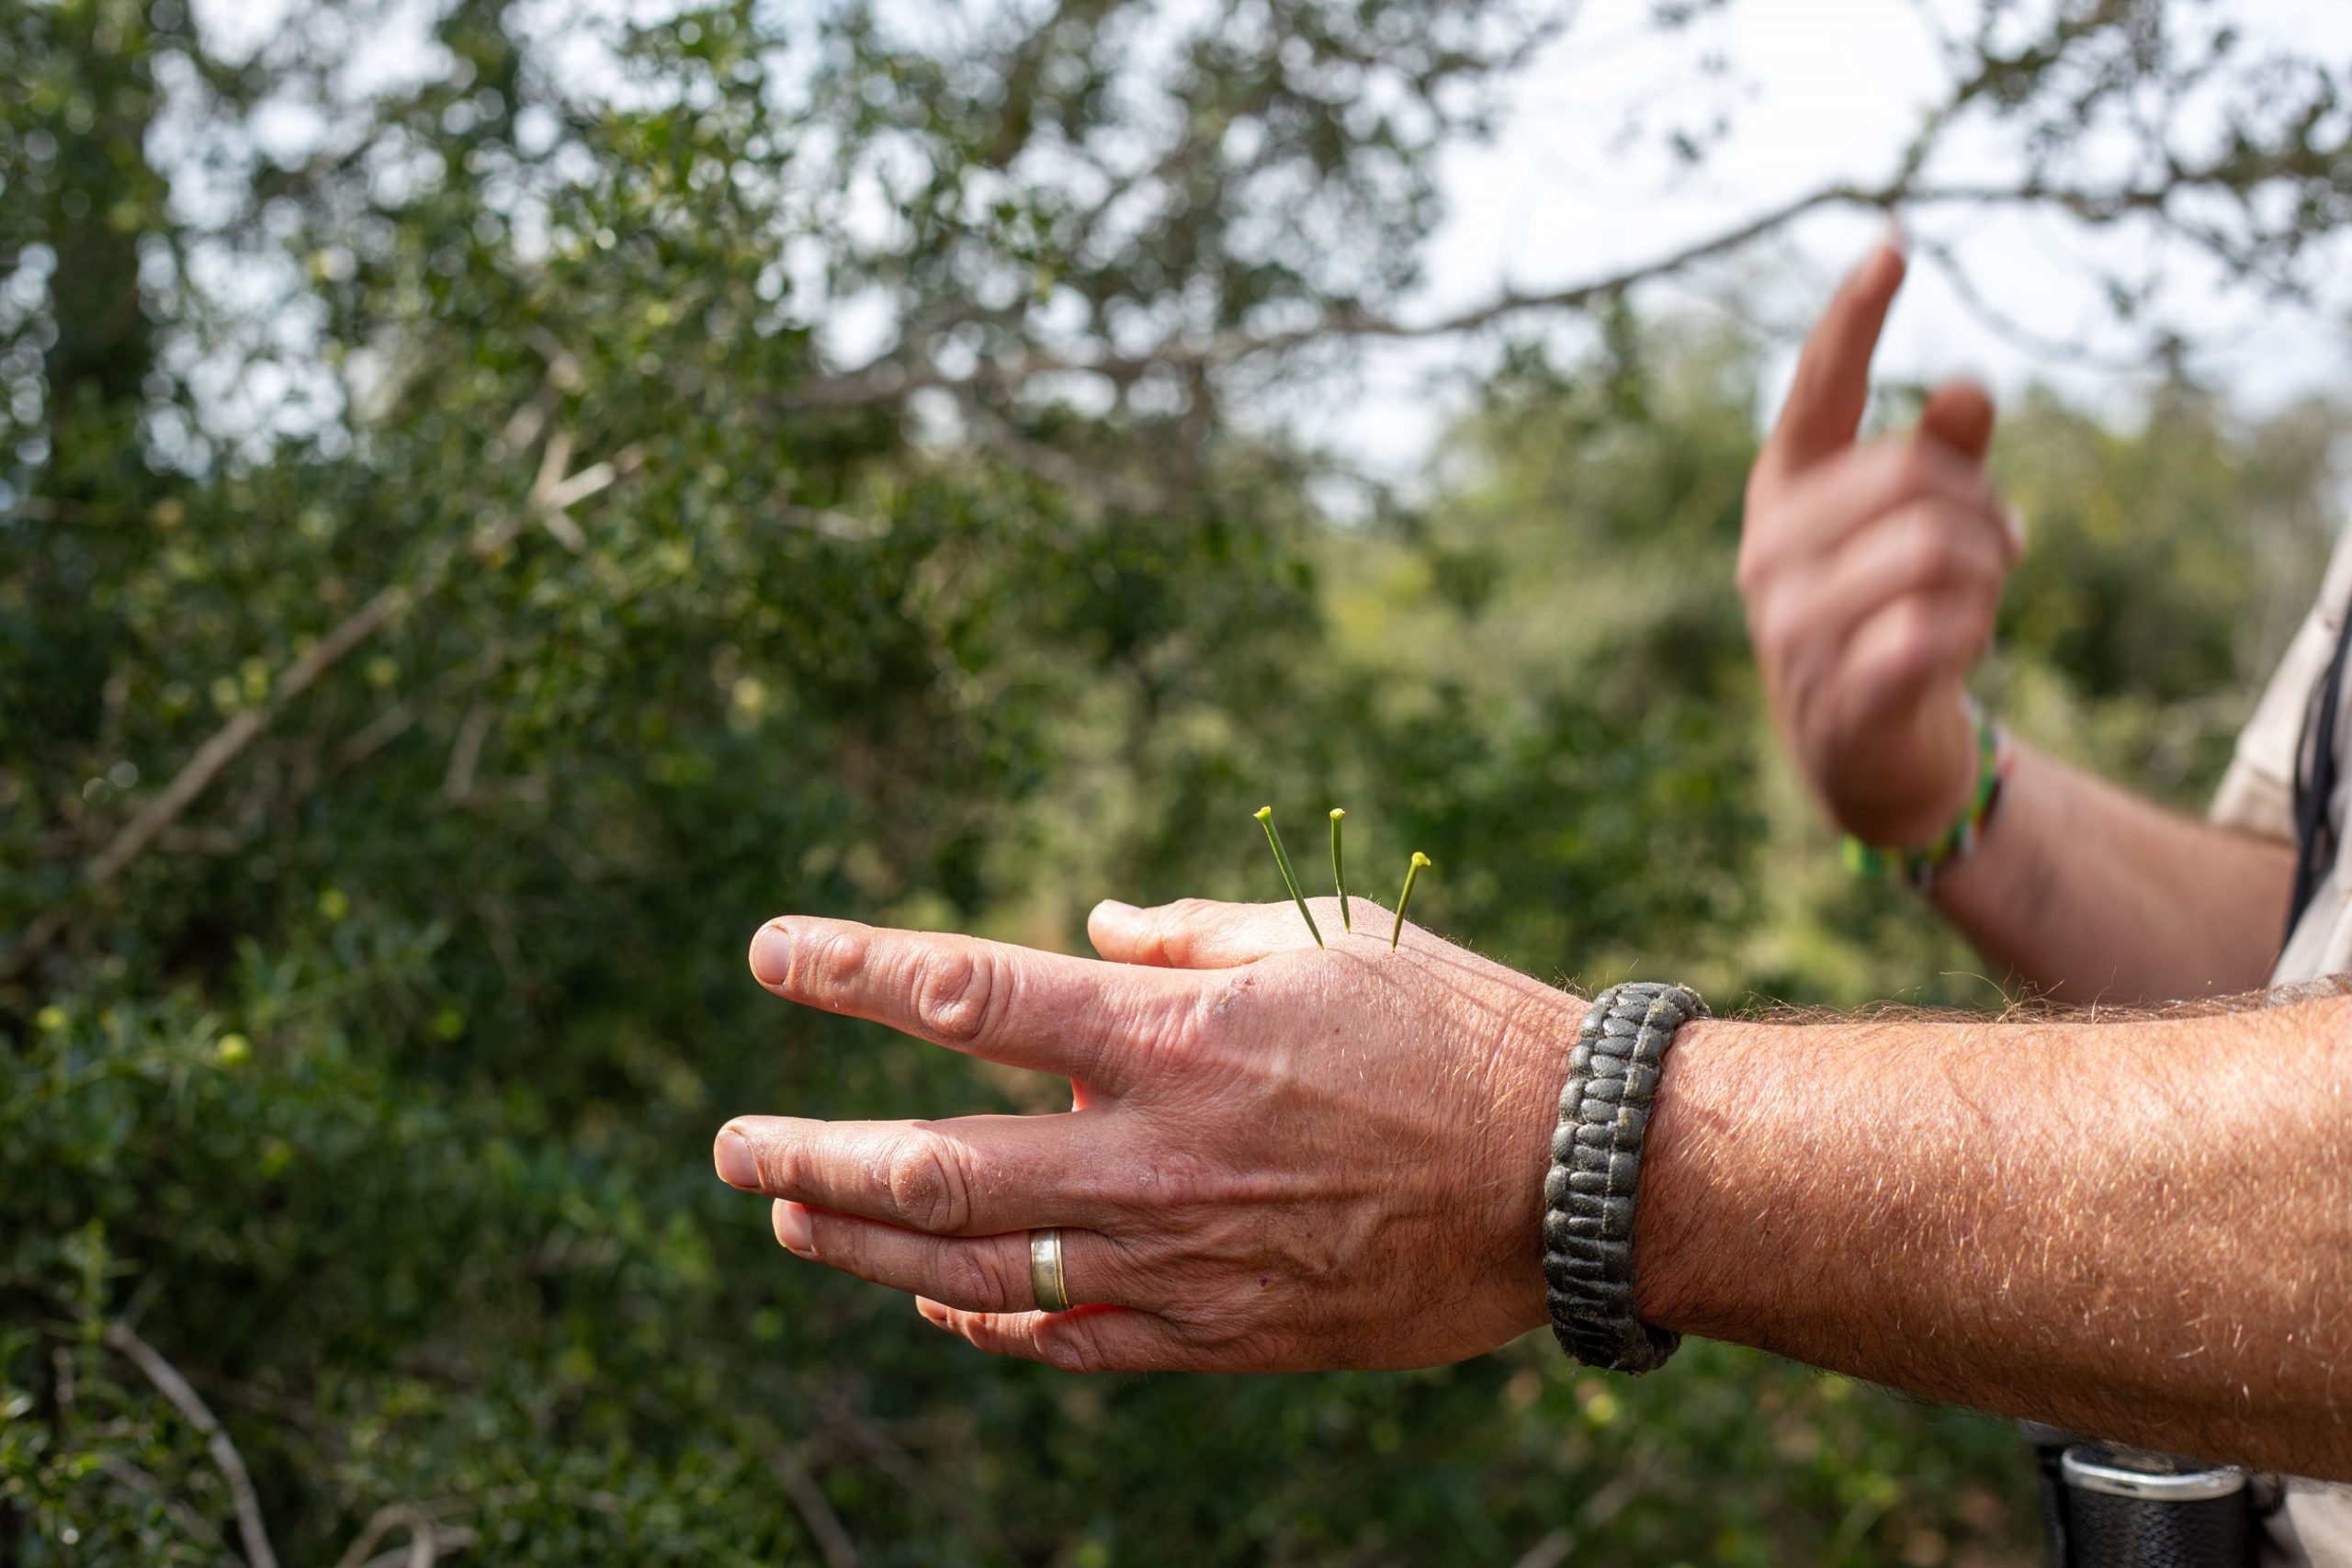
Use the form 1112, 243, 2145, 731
2286, 605, 2352, 945
1543, 981, 1706, 1376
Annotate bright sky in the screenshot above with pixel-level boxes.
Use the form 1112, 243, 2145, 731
1316, 0, 2352, 480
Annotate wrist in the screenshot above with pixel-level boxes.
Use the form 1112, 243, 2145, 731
1898, 695, 1985, 841
1624, 1014, 1770, 1342
1826, 694, 1979, 850
1498, 982, 1587, 1336
1541, 982, 1710, 1372
1840, 698, 2011, 890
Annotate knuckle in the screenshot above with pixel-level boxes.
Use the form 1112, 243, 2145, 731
1750, 589, 1799, 659
1125, 1149, 1220, 1232
756, 1137, 801, 1196
1142, 1144, 1216, 1210
1962, 591, 2000, 651
1147, 899, 1213, 962
1890, 440, 1936, 496
1171, 1303, 1266, 1357
1733, 535, 1771, 596
1890, 600, 1942, 664
1039, 1325, 1105, 1375
1900, 517, 1955, 581
731, 1127, 799, 1196
885, 1130, 973, 1232
1088, 1145, 1209, 1220
935, 1244, 1004, 1309
811, 928, 871, 995
1966, 510, 2015, 576
914, 945, 997, 1044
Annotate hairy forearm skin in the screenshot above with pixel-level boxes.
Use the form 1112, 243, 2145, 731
1929, 740, 2294, 1004
1625, 993, 2352, 1478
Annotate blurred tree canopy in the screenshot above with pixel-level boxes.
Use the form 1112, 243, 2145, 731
4, 1, 2348, 1563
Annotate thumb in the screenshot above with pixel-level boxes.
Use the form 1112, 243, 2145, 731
1760, 236, 1906, 481
1918, 379, 1996, 463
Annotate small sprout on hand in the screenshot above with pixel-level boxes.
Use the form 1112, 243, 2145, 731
1255, 807, 1323, 948
1390, 852, 1430, 951
1329, 808, 1351, 933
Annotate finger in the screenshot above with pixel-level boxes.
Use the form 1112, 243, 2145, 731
1742, 434, 2000, 579
1919, 378, 1996, 464
1917, 379, 2023, 554
1761, 235, 1906, 479
775, 1205, 1154, 1312
1835, 587, 2000, 733
1089, 897, 1399, 968
1765, 503, 2006, 731
1089, 897, 1288, 967
749, 917, 1193, 1087
716, 1112, 1124, 1234
1802, 497, 2014, 660
915, 1298, 1192, 1373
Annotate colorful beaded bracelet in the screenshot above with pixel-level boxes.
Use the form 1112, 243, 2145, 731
1839, 700, 2013, 893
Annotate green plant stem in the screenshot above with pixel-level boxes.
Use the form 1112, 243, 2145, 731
1390, 852, 1430, 951
1329, 808, 1351, 933
1255, 807, 1322, 948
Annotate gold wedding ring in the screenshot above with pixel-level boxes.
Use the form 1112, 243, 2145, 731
1028, 1227, 1071, 1314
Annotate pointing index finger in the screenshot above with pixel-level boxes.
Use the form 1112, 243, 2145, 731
750, 917, 1188, 1089
1761, 236, 1907, 481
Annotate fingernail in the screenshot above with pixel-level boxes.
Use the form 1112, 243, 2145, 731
715, 1128, 761, 1190
749, 922, 793, 986
775, 1200, 815, 1256
1093, 899, 1136, 919
2001, 502, 2028, 555
915, 1297, 950, 1326
1882, 209, 1909, 258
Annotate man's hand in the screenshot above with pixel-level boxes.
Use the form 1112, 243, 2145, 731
1739, 235, 2023, 848
712, 899, 1578, 1372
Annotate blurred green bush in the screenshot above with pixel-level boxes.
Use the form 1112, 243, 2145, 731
5, 3, 2345, 1563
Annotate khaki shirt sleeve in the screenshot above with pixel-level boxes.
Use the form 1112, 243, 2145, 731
2211, 529, 2352, 843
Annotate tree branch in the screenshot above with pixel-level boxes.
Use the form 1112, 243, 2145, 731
352, 1529, 475, 1568
334, 1502, 475, 1568
85, 577, 412, 887
103, 1322, 278, 1568
96, 1453, 227, 1552
1903, 233, 2143, 371
71, 417, 619, 895
5, 399, 629, 977
775, 1447, 859, 1568
775, 180, 1883, 411
332, 643, 506, 774
441, 703, 492, 806
780, 139, 2347, 416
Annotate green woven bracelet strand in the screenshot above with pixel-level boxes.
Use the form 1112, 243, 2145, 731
1839, 701, 2012, 892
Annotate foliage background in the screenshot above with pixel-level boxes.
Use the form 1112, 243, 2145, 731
4, 2, 2347, 1564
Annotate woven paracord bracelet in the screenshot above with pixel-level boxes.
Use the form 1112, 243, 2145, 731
1542, 980, 1708, 1374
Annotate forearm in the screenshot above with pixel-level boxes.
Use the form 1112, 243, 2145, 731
1928, 739, 2293, 1003
1634, 994, 2352, 1477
